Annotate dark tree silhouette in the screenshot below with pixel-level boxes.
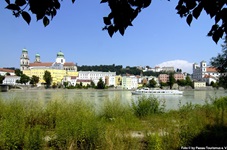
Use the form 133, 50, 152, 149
19, 74, 30, 84
168, 73, 176, 89
0, 75, 5, 84
210, 36, 227, 88
30, 75, 39, 86
43, 70, 52, 87
148, 78, 157, 88
15, 69, 22, 76
4, 0, 227, 43
96, 78, 105, 89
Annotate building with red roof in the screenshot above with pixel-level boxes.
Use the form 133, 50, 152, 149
192, 61, 221, 84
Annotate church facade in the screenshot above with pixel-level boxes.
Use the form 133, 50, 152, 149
192, 61, 221, 84
20, 48, 78, 85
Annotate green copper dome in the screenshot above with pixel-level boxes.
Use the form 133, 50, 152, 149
22, 48, 28, 52
35, 53, 40, 57
57, 51, 64, 57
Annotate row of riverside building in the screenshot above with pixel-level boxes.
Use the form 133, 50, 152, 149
1, 49, 224, 89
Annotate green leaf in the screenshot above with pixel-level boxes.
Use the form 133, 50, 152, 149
186, 14, 193, 26
143, 0, 151, 8
5, 0, 10, 4
212, 31, 220, 44
211, 24, 219, 31
108, 25, 114, 37
185, 0, 196, 10
192, 3, 203, 19
5, 4, 20, 11
36, 12, 45, 21
215, 12, 221, 24
22, 11, 31, 25
43, 16, 50, 27
119, 27, 125, 36
103, 17, 111, 25
100, 0, 108, 3
221, 8, 227, 22
72, 0, 76, 3
15, 0, 26, 6
54, 0, 61, 9
51, 8, 57, 19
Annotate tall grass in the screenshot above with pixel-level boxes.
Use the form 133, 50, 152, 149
0, 95, 226, 149
132, 96, 165, 117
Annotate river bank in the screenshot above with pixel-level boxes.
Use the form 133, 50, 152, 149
8, 85, 226, 92
0, 95, 226, 149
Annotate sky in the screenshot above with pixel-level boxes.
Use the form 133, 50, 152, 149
0, 0, 224, 74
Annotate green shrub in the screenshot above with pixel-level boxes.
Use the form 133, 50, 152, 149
99, 99, 133, 121
52, 100, 102, 149
132, 96, 163, 117
213, 96, 227, 125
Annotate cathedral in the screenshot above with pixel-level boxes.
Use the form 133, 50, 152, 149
20, 48, 77, 71
20, 48, 78, 85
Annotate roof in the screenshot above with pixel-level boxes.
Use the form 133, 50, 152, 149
206, 67, 218, 72
71, 76, 77, 79
29, 62, 75, 67
0, 68, 15, 73
204, 74, 216, 79
64, 62, 75, 66
29, 62, 53, 67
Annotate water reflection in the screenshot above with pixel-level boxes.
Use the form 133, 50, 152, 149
0, 90, 227, 110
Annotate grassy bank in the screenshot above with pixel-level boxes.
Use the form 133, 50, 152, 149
0, 95, 226, 149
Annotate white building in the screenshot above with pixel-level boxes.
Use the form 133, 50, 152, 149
122, 76, 138, 89
194, 81, 206, 89
3, 76, 20, 85
143, 66, 162, 72
162, 66, 175, 72
0, 68, 15, 76
192, 61, 221, 84
62, 76, 77, 86
105, 76, 116, 86
143, 66, 174, 72
78, 71, 116, 86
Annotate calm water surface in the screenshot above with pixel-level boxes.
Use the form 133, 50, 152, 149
0, 89, 227, 110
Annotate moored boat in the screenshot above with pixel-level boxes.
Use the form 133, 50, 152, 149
131, 88, 183, 95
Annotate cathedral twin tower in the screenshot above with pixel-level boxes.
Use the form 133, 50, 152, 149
20, 48, 76, 71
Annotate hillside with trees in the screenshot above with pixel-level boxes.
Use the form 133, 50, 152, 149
78, 64, 180, 77
77, 64, 142, 75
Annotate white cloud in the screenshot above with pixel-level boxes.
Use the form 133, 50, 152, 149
156, 60, 193, 74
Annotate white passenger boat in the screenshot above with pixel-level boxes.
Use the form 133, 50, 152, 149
131, 88, 183, 95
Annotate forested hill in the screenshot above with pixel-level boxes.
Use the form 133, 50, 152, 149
77, 64, 162, 76
77, 64, 140, 75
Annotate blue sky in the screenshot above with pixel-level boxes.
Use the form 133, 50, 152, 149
0, 0, 223, 73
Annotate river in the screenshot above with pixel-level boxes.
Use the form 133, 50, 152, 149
0, 89, 227, 110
